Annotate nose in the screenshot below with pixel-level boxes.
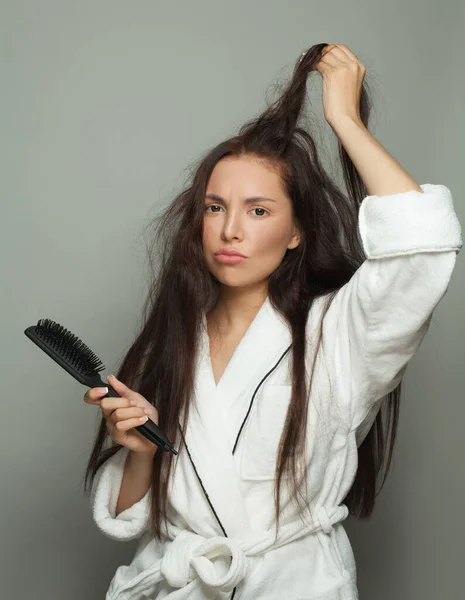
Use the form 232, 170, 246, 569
221, 209, 244, 241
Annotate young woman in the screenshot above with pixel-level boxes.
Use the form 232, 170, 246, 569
84, 43, 462, 599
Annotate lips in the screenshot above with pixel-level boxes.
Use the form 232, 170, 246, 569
215, 254, 246, 264
215, 249, 246, 258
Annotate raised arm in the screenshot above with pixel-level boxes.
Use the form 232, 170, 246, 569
322, 182, 462, 433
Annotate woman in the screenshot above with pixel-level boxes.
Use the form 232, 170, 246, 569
84, 43, 462, 599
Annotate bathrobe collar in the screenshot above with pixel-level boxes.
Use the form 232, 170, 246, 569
181, 295, 292, 539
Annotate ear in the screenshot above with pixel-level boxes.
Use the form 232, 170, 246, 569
287, 224, 301, 250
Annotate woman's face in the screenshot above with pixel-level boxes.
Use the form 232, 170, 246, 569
202, 155, 300, 288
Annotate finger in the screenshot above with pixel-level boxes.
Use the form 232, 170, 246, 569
325, 46, 361, 72
109, 406, 149, 423
100, 397, 131, 419
312, 44, 338, 73
84, 387, 109, 404
334, 44, 361, 64
319, 46, 352, 69
319, 44, 337, 61
322, 43, 337, 55
107, 374, 140, 403
110, 414, 150, 435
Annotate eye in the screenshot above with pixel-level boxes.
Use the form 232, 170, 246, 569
251, 207, 269, 217
204, 205, 269, 217
204, 204, 223, 213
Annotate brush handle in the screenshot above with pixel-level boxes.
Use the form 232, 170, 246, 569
104, 383, 177, 455
22, 322, 178, 453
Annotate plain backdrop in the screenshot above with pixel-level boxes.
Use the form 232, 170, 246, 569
1, 1, 464, 599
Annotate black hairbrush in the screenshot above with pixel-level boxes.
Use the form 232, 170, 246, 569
24, 318, 177, 455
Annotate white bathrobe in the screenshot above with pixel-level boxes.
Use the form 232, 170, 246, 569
91, 183, 462, 600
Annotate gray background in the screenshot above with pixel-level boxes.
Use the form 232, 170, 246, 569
2, 1, 464, 598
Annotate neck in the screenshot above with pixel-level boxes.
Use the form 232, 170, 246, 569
209, 283, 268, 333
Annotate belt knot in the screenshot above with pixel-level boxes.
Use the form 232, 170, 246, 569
160, 530, 249, 593
318, 507, 334, 534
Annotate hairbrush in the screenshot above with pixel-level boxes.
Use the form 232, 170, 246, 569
24, 318, 177, 455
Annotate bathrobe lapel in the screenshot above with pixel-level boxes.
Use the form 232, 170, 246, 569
181, 296, 292, 539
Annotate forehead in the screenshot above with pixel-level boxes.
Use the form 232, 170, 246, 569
206, 156, 286, 197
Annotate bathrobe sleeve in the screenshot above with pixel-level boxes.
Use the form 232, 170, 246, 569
90, 446, 151, 541
325, 183, 462, 433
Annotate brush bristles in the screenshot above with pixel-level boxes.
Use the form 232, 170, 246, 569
35, 318, 105, 375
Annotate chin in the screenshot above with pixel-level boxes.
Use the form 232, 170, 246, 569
211, 273, 247, 287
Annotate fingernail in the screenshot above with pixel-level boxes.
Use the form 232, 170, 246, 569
107, 374, 115, 383
99, 387, 108, 395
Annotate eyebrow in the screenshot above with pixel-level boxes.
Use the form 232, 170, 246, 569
205, 193, 277, 204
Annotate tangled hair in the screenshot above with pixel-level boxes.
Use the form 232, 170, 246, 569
84, 43, 400, 538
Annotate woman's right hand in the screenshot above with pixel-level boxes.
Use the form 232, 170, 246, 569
84, 374, 159, 456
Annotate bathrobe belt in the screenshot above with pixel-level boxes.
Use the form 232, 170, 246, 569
107, 504, 349, 599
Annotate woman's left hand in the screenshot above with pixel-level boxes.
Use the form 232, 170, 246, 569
311, 43, 366, 127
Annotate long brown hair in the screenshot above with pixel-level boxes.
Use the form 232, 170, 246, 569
83, 43, 400, 537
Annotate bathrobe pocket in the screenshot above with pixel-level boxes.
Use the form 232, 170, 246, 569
240, 384, 292, 481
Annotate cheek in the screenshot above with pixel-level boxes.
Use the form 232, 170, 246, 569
256, 225, 290, 255
202, 221, 214, 248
